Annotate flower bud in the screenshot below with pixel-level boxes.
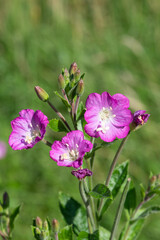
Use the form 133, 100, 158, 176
76, 79, 84, 96
36, 216, 42, 229
35, 227, 41, 235
58, 74, 65, 89
3, 192, 9, 209
130, 110, 150, 131
69, 62, 78, 75
43, 220, 49, 231
150, 175, 157, 185
71, 168, 93, 180
75, 69, 81, 81
52, 219, 59, 232
35, 86, 49, 102
64, 68, 69, 78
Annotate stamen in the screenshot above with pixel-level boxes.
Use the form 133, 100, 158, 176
25, 135, 33, 144
61, 153, 68, 160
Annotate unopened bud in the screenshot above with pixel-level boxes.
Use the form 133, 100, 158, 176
3, 192, 9, 209
58, 74, 65, 89
150, 175, 157, 186
35, 86, 49, 102
69, 62, 78, 75
130, 110, 150, 131
35, 227, 41, 235
76, 79, 84, 96
75, 69, 81, 81
43, 220, 49, 231
52, 219, 59, 232
64, 68, 69, 78
36, 216, 42, 229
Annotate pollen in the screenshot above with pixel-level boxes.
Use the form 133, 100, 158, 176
25, 135, 33, 144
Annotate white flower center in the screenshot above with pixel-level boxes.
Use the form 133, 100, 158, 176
61, 144, 79, 161
97, 107, 116, 133
25, 135, 33, 144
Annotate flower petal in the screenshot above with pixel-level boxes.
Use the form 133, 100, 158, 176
112, 93, 130, 109
86, 93, 102, 109
111, 109, 133, 127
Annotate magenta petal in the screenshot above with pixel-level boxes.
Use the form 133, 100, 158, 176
86, 93, 102, 109
84, 122, 100, 138
101, 92, 117, 109
9, 109, 48, 150
50, 130, 93, 168
111, 109, 133, 127
112, 93, 130, 109
71, 169, 93, 180
84, 107, 100, 123
19, 109, 35, 123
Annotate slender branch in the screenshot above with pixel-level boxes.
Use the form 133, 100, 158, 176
110, 178, 131, 240
98, 134, 130, 217
73, 95, 80, 124
79, 180, 94, 233
61, 89, 70, 105
47, 100, 72, 132
42, 138, 52, 147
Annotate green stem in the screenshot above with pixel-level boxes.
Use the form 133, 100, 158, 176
47, 100, 72, 132
42, 138, 52, 147
73, 95, 80, 125
54, 232, 59, 240
79, 181, 93, 233
110, 178, 131, 240
98, 134, 130, 217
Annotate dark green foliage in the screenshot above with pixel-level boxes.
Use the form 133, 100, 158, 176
59, 192, 88, 235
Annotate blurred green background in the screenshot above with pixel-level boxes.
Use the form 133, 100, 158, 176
0, 0, 160, 239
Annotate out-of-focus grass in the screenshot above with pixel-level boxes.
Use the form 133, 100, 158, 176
0, 0, 160, 239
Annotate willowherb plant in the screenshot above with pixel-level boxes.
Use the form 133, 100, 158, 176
1, 62, 160, 240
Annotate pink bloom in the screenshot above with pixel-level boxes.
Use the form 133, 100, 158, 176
9, 109, 49, 150
71, 168, 93, 180
133, 110, 150, 126
50, 130, 93, 168
84, 92, 133, 142
0, 141, 7, 159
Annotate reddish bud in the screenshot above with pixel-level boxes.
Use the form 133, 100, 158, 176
58, 74, 65, 89
69, 62, 78, 75
35, 86, 49, 102
76, 79, 84, 96
52, 219, 59, 232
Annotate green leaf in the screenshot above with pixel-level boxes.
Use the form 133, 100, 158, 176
109, 161, 129, 198
77, 226, 110, 240
139, 183, 145, 201
9, 205, 21, 232
101, 161, 129, 216
135, 206, 160, 220
119, 219, 145, 240
54, 91, 71, 110
76, 101, 85, 121
124, 185, 136, 212
59, 192, 88, 235
89, 184, 112, 199
48, 119, 68, 132
58, 225, 73, 240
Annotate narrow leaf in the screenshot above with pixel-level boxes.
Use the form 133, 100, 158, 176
121, 219, 145, 240
136, 206, 160, 220
124, 185, 136, 211
59, 192, 88, 235
49, 119, 68, 132
54, 91, 71, 109
9, 205, 21, 232
89, 184, 112, 199
108, 161, 129, 198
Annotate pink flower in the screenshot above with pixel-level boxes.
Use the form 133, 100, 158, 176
0, 141, 7, 159
71, 168, 93, 180
133, 110, 150, 126
9, 109, 49, 150
50, 130, 93, 168
84, 92, 133, 142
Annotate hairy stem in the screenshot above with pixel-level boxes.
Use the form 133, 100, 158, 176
47, 100, 72, 132
110, 178, 131, 240
98, 134, 129, 217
